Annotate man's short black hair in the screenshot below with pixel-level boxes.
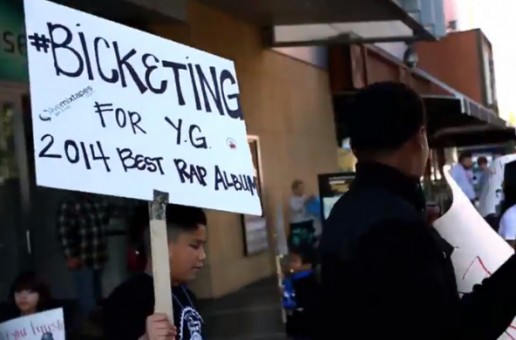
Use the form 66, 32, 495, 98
477, 156, 488, 165
348, 81, 426, 153
458, 151, 473, 162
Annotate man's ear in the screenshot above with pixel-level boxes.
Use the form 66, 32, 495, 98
417, 126, 428, 145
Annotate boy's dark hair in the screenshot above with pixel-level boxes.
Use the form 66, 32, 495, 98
130, 203, 207, 258
290, 246, 317, 266
458, 151, 473, 163
130, 203, 207, 233
9, 272, 52, 312
348, 81, 426, 154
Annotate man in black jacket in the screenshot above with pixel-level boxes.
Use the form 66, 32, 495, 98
319, 81, 516, 339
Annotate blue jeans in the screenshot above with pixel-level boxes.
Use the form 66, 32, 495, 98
73, 267, 102, 319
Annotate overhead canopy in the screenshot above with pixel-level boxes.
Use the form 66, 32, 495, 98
52, 0, 187, 24
333, 92, 516, 148
199, 0, 442, 47
424, 95, 515, 147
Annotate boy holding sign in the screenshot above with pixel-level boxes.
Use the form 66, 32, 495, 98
103, 204, 207, 340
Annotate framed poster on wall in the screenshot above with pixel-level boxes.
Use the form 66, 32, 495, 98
318, 172, 356, 228
242, 136, 268, 256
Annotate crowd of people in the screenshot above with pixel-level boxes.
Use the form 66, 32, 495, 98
3, 81, 516, 340
451, 150, 516, 248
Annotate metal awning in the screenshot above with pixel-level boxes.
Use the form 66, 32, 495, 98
199, 0, 441, 47
333, 92, 515, 148
52, 0, 187, 24
431, 126, 516, 147
423, 95, 515, 147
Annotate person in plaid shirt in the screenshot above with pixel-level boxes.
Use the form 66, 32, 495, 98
57, 192, 111, 321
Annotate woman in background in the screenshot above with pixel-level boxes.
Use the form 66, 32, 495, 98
498, 181, 516, 248
289, 180, 316, 250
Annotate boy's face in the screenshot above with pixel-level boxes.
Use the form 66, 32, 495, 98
169, 225, 207, 284
289, 253, 311, 273
293, 183, 305, 196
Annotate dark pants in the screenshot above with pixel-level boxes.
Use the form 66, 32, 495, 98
73, 267, 102, 320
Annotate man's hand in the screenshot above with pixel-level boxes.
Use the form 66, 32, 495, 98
66, 257, 82, 270
145, 313, 177, 340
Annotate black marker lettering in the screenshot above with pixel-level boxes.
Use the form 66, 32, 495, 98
214, 165, 227, 191
112, 42, 147, 94
189, 125, 207, 149
64, 140, 80, 164
115, 108, 127, 128
89, 141, 111, 172
93, 102, 113, 128
145, 157, 157, 172
47, 23, 84, 78
195, 65, 223, 114
162, 60, 187, 105
134, 154, 146, 170
174, 159, 189, 183
187, 63, 202, 110
173, 159, 207, 186
117, 148, 164, 174
39, 134, 62, 159
164, 117, 182, 144
143, 53, 167, 94
128, 111, 146, 134
94, 37, 118, 83
77, 28, 93, 80
213, 165, 257, 194
220, 69, 243, 120
117, 148, 133, 172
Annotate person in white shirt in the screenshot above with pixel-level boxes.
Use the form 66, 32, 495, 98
450, 151, 476, 203
499, 184, 516, 248
288, 180, 316, 249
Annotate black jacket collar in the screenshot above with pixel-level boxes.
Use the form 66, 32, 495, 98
353, 162, 426, 213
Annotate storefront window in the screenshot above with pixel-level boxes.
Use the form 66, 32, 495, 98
0, 103, 18, 182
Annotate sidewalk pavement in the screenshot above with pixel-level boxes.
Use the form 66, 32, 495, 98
198, 277, 287, 340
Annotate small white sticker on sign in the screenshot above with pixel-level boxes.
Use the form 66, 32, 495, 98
24, 0, 262, 216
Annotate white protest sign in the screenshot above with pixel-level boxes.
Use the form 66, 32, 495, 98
0, 308, 65, 340
24, 0, 262, 216
434, 169, 516, 339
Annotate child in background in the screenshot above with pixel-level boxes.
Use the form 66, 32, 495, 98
282, 247, 321, 339
0, 272, 53, 322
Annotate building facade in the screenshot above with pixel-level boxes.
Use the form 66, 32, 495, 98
4, 0, 503, 302
0, 0, 341, 300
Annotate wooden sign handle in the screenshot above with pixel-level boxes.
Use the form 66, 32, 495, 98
149, 190, 174, 325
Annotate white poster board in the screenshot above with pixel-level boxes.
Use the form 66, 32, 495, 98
24, 0, 262, 216
434, 169, 516, 339
0, 308, 65, 340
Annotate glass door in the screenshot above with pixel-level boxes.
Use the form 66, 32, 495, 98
0, 92, 33, 299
